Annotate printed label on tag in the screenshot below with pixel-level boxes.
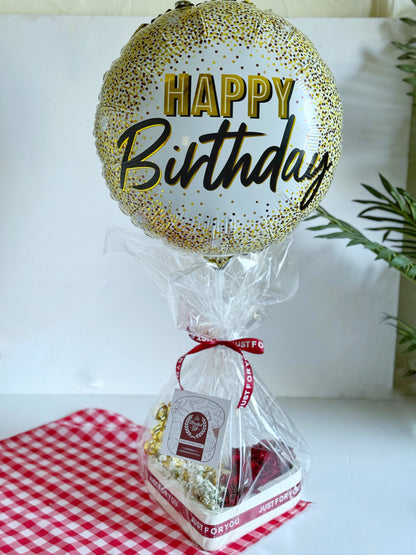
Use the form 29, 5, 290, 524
160, 389, 231, 469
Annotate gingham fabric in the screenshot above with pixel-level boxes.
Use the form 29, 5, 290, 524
0, 408, 309, 554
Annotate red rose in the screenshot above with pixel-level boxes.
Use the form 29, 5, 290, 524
222, 474, 240, 507
221, 447, 250, 507
251, 441, 292, 490
222, 441, 293, 507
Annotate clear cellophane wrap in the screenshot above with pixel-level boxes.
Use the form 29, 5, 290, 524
106, 227, 310, 549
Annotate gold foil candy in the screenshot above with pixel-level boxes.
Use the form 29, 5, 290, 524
203, 468, 217, 485
144, 402, 170, 456
172, 457, 184, 468
151, 423, 164, 437
145, 441, 158, 456
153, 430, 164, 442
155, 403, 169, 421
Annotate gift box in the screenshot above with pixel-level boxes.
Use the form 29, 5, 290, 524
146, 458, 302, 552
138, 373, 306, 551
143, 393, 304, 552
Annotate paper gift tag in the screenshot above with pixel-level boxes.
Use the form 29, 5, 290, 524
160, 389, 231, 468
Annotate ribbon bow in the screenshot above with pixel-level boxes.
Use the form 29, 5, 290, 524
176, 334, 264, 408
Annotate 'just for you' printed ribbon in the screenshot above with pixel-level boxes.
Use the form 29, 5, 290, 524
176, 334, 264, 408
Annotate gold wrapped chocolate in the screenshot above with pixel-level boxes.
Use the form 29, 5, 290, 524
144, 440, 159, 456
145, 402, 172, 456
156, 403, 170, 421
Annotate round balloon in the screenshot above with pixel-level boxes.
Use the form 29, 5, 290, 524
94, 0, 342, 256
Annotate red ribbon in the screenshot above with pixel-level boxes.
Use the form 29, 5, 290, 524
176, 334, 264, 409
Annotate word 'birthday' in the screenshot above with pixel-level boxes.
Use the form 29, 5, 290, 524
164, 73, 295, 119
117, 116, 332, 211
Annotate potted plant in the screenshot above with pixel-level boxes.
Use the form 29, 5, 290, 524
308, 4, 416, 388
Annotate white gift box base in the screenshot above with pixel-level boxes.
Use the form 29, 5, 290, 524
146, 460, 302, 551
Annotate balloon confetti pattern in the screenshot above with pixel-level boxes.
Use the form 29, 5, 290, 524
95, 0, 342, 256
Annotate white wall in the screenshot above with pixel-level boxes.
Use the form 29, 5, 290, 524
0, 0, 413, 17
0, 15, 412, 398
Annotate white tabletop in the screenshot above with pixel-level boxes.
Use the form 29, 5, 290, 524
1, 394, 414, 554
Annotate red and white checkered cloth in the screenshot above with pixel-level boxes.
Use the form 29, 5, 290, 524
0, 408, 309, 554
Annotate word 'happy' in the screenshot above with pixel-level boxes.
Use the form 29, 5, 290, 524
164, 73, 295, 119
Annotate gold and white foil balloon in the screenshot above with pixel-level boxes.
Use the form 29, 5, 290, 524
94, 0, 342, 256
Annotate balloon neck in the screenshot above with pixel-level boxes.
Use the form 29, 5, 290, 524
204, 256, 233, 270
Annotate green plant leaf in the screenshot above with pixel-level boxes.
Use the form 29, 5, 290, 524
392, 40, 416, 53
379, 174, 408, 210
384, 316, 416, 354
387, 238, 416, 244
366, 225, 416, 236
398, 52, 416, 60
357, 213, 406, 224
360, 182, 390, 201
397, 63, 416, 72
400, 17, 416, 26
308, 206, 416, 281
355, 177, 416, 236
403, 190, 416, 220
